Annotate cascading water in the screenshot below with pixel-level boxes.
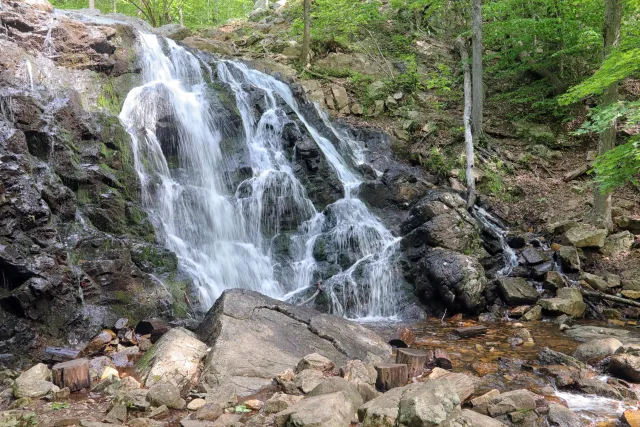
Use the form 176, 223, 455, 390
473, 206, 518, 275
119, 33, 401, 318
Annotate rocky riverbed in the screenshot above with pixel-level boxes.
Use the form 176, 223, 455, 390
3, 290, 640, 426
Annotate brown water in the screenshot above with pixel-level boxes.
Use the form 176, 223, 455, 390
366, 317, 639, 426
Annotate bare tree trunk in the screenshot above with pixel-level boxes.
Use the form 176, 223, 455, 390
89, 0, 95, 9
593, 0, 623, 230
113, 0, 116, 13
456, 37, 476, 208
471, 0, 483, 143
301, 0, 311, 66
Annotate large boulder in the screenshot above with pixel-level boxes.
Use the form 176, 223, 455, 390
557, 246, 580, 272
196, 289, 391, 396
315, 53, 387, 77
547, 403, 582, 427
609, 354, 640, 382
486, 389, 539, 417
135, 327, 207, 393
274, 391, 357, 427
12, 363, 53, 399
155, 24, 192, 41
565, 225, 607, 248
538, 288, 586, 318
573, 338, 623, 363
497, 277, 539, 305
601, 231, 634, 257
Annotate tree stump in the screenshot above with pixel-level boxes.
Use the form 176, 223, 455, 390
453, 325, 488, 338
396, 348, 428, 378
375, 363, 408, 391
52, 358, 91, 392
434, 348, 453, 370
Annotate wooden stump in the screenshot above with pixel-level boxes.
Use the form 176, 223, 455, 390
134, 319, 169, 343
375, 363, 408, 391
388, 327, 415, 348
434, 348, 453, 370
396, 348, 428, 378
52, 358, 91, 392
453, 325, 488, 338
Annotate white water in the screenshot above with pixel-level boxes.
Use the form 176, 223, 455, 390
25, 60, 35, 91
556, 390, 636, 423
473, 206, 518, 275
119, 34, 400, 317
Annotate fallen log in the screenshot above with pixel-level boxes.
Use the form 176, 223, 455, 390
396, 348, 428, 378
375, 363, 408, 391
388, 327, 415, 348
454, 325, 488, 338
134, 319, 169, 343
581, 290, 640, 308
41, 347, 80, 363
563, 163, 592, 182
434, 348, 453, 370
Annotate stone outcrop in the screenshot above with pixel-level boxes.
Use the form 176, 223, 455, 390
196, 289, 391, 396
538, 288, 586, 318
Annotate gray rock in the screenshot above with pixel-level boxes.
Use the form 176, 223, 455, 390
128, 418, 165, 427
461, 409, 508, 427
601, 231, 634, 257
155, 23, 192, 41
609, 354, 640, 382
195, 403, 224, 421
146, 382, 185, 409
340, 360, 377, 385
331, 85, 349, 110
581, 272, 608, 292
307, 377, 363, 408
537, 347, 587, 369
544, 272, 567, 291
547, 403, 582, 427
294, 369, 324, 394
573, 338, 622, 363
497, 277, 539, 305
522, 306, 542, 321
486, 389, 539, 417
295, 353, 335, 373
558, 246, 580, 272
274, 391, 357, 427
538, 288, 586, 318
522, 247, 549, 265
196, 289, 391, 397
315, 53, 386, 77
565, 225, 607, 248
136, 327, 207, 393
265, 393, 304, 414
12, 363, 53, 398
398, 378, 461, 427
565, 325, 640, 344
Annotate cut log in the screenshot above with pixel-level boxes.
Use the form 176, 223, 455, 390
388, 327, 415, 348
396, 348, 428, 378
41, 347, 80, 363
52, 358, 91, 392
434, 348, 453, 370
134, 319, 169, 343
454, 326, 488, 338
375, 363, 408, 391
563, 163, 592, 182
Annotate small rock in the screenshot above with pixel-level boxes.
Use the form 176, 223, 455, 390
187, 398, 207, 411
609, 354, 640, 382
101, 366, 119, 381
340, 360, 377, 385
623, 409, 640, 427
522, 247, 549, 265
244, 399, 263, 410
104, 404, 127, 424
294, 369, 324, 394
351, 104, 364, 115
487, 389, 539, 417
265, 393, 304, 413
581, 272, 608, 291
115, 318, 129, 330
573, 338, 622, 363
331, 86, 349, 110
295, 353, 335, 373
195, 403, 223, 421
79, 330, 116, 357
146, 382, 185, 409
53, 387, 70, 401
148, 405, 168, 418
522, 306, 543, 321
558, 246, 581, 272
128, 419, 165, 427
471, 389, 501, 415
538, 288, 587, 318
601, 231, 634, 256
544, 272, 567, 291
497, 277, 539, 305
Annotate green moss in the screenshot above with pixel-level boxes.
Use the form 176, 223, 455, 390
165, 274, 190, 318
98, 80, 122, 114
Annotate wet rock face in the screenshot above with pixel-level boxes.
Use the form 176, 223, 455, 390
399, 190, 488, 313
0, 2, 181, 365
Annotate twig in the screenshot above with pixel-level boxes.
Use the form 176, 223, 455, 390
297, 289, 320, 306
440, 308, 447, 325
584, 298, 606, 321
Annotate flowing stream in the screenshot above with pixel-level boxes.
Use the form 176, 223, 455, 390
119, 33, 400, 317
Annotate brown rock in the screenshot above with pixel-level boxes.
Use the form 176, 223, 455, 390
79, 330, 116, 357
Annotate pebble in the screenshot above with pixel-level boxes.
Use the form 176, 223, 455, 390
187, 398, 206, 411
244, 399, 263, 410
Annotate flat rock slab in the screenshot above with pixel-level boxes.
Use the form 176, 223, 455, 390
454, 325, 487, 338
196, 289, 391, 397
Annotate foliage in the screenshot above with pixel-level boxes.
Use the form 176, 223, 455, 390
235, 404, 252, 413
52, 402, 70, 410
290, 0, 382, 49
591, 137, 640, 192
51, 0, 252, 27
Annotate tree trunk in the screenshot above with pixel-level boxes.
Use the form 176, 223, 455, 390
301, 0, 311, 66
89, 0, 95, 9
375, 363, 408, 391
113, 0, 116, 13
396, 349, 428, 378
456, 37, 476, 208
471, 0, 483, 142
593, 0, 623, 230
52, 358, 91, 392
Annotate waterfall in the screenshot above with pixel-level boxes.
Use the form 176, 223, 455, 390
25, 60, 35, 91
119, 33, 401, 318
473, 206, 518, 275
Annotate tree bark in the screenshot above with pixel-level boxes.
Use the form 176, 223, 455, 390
471, 0, 483, 142
456, 37, 476, 208
89, 0, 96, 9
396, 349, 428, 378
593, 0, 623, 230
375, 363, 408, 391
301, 0, 311, 66
52, 358, 91, 392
